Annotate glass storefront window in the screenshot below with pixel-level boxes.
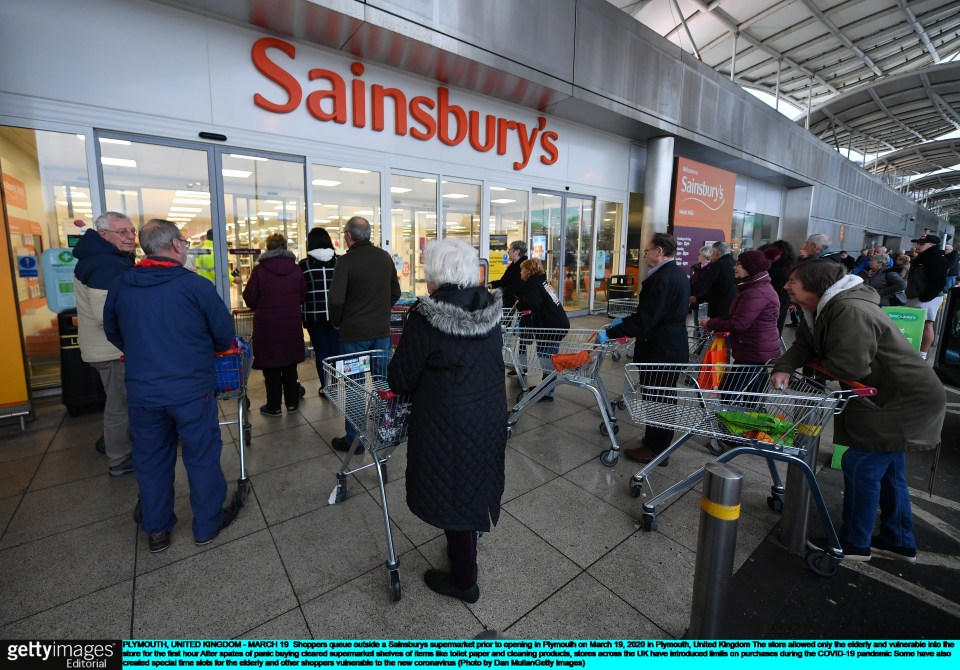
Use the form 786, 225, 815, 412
390, 175, 437, 297
441, 180, 480, 249
594, 200, 623, 309
564, 196, 594, 311
488, 187, 528, 284
311, 164, 381, 250
731, 210, 778, 252
0, 127, 91, 388
531, 191, 563, 301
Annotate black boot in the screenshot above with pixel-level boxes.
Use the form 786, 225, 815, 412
424, 569, 479, 603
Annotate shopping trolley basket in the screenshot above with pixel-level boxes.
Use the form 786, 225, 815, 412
216, 337, 254, 510
622, 361, 876, 576
232, 308, 254, 345
323, 349, 410, 601
505, 328, 632, 464
607, 298, 635, 319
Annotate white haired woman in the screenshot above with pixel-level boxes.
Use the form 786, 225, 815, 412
387, 239, 506, 603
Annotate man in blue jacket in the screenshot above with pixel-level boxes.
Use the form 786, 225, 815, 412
104, 219, 236, 553
73, 212, 136, 475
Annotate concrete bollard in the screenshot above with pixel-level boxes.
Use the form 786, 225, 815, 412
688, 462, 744, 639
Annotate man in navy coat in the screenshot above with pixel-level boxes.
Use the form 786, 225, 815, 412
104, 219, 236, 553
602, 232, 689, 465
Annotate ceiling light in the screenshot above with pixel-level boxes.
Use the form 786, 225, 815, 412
173, 198, 209, 205
257, 212, 277, 217
229, 154, 267, 161
491, 199, 516, 204
222, 169, 252, 178
391, 208, 404, 212
390, 187, 412, 194
442, 193, 469, 199
352, 210, 373, 216
312, 203, 323, 207
100, 157, 137, 168
339, 167, 371, 173
426, 214, 436, 219
56, 200, 69, 206
490, 186, 507, 191
312, 179, 342, 187
421, 178, 436, 183
170, 207, 203, 212
99, 138, 131, 145
176, 190, 210, 198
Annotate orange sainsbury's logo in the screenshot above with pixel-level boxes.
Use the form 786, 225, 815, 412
250, 37, 559, 171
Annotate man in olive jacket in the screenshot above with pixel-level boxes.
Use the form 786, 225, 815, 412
772, 261, 945, 562
328, 216, 401, 451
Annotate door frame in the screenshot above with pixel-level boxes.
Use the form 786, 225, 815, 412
532, 188, 597, 316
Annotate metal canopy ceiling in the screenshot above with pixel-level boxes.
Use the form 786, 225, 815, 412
610, 0, 960, 219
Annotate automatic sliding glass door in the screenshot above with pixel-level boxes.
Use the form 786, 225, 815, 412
531, 190, 595, 313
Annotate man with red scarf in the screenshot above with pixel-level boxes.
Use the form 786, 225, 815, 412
104, 219, 236, 554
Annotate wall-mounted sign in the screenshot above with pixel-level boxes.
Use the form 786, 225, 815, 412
17, 255, 39, 278
670, 157, 737, 269
251, 37, 559, 172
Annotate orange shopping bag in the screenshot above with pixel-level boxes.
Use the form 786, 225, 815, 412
697, 335, 729, 390
551, 333, 596, 372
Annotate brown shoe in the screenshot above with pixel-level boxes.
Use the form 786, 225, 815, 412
623, 446, 669, 467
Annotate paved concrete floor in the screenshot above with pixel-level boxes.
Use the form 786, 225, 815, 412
0, 315, 956, 639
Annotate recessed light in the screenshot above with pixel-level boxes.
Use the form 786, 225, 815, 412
312, 179, 342, 187
442, 193, 469, 199
339, 167, 371, 173
491, 199, 516, 204
99, 138, 131, 145
222, 169, 252, 178
100, 157, 137, 168
391, 187, 412, 194
489, 186, 507, 191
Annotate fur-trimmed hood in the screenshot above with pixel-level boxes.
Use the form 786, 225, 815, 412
257, 248, 296, 263
417, 285, 502, 338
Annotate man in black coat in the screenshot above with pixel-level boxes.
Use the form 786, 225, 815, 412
488, 240, 527, 307
602, 232, 689, 465
691, 241, 736, 318
906, 234, 949, 360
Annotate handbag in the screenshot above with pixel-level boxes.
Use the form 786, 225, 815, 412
889, 290, 907, 307
697, 335, 729, 390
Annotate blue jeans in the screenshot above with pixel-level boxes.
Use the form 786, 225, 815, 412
840, 448, 916, 549
339, 337, 391, 444
129, 394, 226, 540
306, 324, 340, 383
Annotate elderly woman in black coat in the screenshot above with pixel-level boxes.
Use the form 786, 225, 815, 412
387, 239, 506, 603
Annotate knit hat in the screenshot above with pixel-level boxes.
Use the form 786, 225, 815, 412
737, 250, 770, 276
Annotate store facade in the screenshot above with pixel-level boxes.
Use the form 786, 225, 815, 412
0, 0, 633, 391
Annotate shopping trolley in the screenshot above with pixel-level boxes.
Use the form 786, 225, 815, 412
216, 337, 253, 510
323, 349, 410, 602
606, 298, 635, 319
622, 361, 876, 576
504, 328, 633, 465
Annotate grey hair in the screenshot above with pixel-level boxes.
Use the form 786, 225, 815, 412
424, 239, 479, 287
509, 240, 527, 255
806, 233, 831, 249
344, 216, 371, 243
139, 219, 180, 255
699, 245, 712, 259
94, 211, 131, 232
712, 241, 730, 256
870, 253, 890, 266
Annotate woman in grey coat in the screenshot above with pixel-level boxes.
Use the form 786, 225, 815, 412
858, 253, 906, 306
772, 261, 945, 563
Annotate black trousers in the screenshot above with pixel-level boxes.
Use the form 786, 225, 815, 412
262, 364, 299, 411
639, 368, 680, 454
445, 529, 478, 589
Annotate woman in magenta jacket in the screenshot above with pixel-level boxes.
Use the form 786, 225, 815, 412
699, 250, 781, 401
243, 234, 307, 416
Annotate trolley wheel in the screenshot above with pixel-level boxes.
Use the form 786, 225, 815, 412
616, 397, 627, 411
707, 439, 725, 456
390, 570, 402, 602
299, 384, 306, 398
234, 479, 251, 507
641, 513, 658, 533
630, 479, 644, 498
516, 390, 525, 404
611, 352, 621, 363
600, 449, 619, 467
805, 550, 839, 577
506, 425, 513, 439
599, 422, 620, 436
766, 495, 783, 513
243, 427, 252, 445
334, 476, 348, 504
132, 498, 142, 524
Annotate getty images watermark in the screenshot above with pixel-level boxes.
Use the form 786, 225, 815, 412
5, 641, 121, 668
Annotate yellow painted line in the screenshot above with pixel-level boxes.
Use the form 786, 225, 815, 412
701, 497, 740, 521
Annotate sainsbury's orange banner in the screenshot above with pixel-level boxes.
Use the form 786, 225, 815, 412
672, 157, 736, 229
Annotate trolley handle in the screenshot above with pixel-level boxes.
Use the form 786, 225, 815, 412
806, 362, 878, 397
232, 308, 253, 315
377, 389, 397, 400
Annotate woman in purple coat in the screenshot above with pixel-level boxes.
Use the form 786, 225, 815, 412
243, 234, 307, 416
699, 250, 781, 397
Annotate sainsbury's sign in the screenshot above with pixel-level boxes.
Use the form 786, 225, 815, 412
251, 37, 559, 171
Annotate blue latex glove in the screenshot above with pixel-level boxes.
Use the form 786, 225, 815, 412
597, 329, 610, 344
609, 318, 623, 329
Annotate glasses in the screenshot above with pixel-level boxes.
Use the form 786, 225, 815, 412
175, 237, 189, 245
103, 228, 137, 238
642, 247, 659, 256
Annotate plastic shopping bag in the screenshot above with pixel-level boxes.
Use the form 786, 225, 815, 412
697, 336, 729, 390
715, 410, 794, 446
551, 333, 595, 372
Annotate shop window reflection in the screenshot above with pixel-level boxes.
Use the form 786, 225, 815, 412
488, 187, 528, 287
311, 164, 381, 252
391, 175, 437, 297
